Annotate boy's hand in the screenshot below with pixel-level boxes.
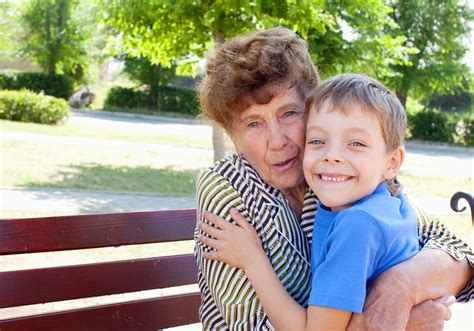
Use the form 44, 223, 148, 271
198, 209, 264, 271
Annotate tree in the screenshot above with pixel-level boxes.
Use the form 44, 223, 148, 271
122, 55, 177, 108
0, 1, 23, 62
384, 0, 473, 107
100, 0, 409, 161
21, 0, 89, 80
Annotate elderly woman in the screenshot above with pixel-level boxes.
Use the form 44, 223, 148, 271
194, 27, 473, 330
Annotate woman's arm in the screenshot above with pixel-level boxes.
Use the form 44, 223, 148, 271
348, 209, 473, 330
194, 168, 262, 329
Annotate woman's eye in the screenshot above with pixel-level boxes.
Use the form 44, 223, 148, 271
284, 111, 296, 117
308, 139, 324, 145
247, 122, 259, 128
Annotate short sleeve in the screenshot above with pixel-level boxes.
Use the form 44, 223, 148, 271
308, 210, 385, 313
414, 206, 474, 302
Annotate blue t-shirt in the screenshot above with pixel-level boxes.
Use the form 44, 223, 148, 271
308, 182, 419, 313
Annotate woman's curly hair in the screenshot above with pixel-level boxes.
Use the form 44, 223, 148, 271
197, 27, 319, 134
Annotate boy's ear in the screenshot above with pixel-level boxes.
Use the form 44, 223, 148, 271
383, 146, 405, 180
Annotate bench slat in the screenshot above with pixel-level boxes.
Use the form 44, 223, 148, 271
0, 209, 197, 254
0, 254, 197, 309
0, 292, 201, 330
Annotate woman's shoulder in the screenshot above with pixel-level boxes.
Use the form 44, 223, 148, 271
197, 154, 244, 184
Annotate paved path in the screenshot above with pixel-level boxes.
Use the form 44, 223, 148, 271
0, 187, 195, 217
1, 186, 468, 217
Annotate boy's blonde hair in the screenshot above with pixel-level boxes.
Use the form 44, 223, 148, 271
305, 74, 406, 152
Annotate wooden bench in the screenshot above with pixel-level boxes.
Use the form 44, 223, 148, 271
0, 209, 200, 330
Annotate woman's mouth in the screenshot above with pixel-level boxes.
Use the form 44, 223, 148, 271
272, 157, 297, 171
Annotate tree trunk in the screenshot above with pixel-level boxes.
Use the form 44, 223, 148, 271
211, 31, 227, 162
396, 92, 407, 110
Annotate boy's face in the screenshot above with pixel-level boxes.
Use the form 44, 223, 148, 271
303, 101, 404, 211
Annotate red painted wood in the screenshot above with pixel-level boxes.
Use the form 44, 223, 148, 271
0, 254, 197, 309
0, 292, 201, 330
0, 209, 197, 254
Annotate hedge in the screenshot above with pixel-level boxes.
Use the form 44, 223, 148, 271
0, 72, 74, 100
104, 86, 200, 116
0, 89, 69, 124
408, 109, 473, 146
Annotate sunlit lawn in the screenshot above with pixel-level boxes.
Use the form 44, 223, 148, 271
1, 139, 206, 196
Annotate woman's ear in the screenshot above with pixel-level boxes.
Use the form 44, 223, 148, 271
383, 146, 405, 180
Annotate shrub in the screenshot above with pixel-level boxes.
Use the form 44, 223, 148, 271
407, 109, 456, 143
104, 86, 200, 116
0, 72, 74, 99
456, 113, 474, 146
0, 89, 69, 124
104, 87, 149, 109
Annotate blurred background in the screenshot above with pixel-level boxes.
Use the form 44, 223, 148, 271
0, 0, 472, 329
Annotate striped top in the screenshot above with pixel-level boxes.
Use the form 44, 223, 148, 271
194, 155, 473, 330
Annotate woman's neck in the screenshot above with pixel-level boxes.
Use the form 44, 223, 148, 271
281, 182, 306, 218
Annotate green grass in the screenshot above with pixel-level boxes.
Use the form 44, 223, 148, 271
0, 119, 212, 148
399, 172, 473, 199
1, 139, 204, 196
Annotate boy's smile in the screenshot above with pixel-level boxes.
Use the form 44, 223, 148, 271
303, 101, 404, 211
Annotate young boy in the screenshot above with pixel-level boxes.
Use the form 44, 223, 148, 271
198, 74, 420, 330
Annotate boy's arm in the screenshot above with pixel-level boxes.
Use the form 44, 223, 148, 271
245, 248, 351, 331
200, 210, 351, 331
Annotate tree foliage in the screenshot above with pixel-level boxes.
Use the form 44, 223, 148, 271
385, 0, 473, 106
306, 0, 415, 79
0, 1, 24, 62
99, 0, 408, 77
21, 0, 89, 80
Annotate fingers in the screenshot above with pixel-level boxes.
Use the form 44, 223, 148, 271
202, 251, 222, 261
202, 211, 229, 229
230, 208, 250, 228
198, 234, 220, 250
444, 305, 452, 321
437, 295, 456, 307
197, 220, 223, 239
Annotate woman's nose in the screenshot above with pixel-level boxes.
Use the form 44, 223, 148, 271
268, 123, 288, 150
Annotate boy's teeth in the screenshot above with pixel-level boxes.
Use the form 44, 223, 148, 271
321, 175, 349, 182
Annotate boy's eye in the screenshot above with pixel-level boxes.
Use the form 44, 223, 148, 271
350, 141, 366, 147
308, 139, 325, 145
247, 121, 259, 128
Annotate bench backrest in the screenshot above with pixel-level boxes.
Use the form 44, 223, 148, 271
0, 209, 199, 330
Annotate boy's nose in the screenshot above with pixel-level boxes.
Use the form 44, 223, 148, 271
323, 146, 343, 163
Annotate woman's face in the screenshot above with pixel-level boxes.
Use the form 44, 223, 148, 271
232, 85, 306, 193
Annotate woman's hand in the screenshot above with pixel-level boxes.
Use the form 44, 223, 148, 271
198, 209, 264, 271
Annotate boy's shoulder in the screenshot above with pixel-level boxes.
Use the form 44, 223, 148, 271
336, 188, 417, 241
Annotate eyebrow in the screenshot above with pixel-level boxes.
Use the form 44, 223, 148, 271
306, 125, 372, 136
277, 103, 301, 112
